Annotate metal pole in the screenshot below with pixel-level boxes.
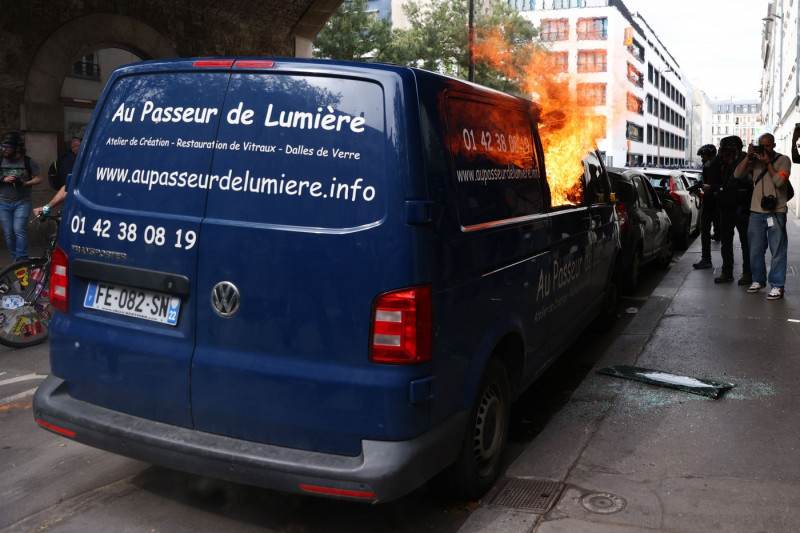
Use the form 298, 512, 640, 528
468, 0, 475, 82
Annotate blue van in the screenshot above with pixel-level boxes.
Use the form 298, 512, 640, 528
34, 58, 621, 503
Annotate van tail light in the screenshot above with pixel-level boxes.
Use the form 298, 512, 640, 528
369, 285, 432, 364
616, 202, 629, 231
50, 246, 69, 313
669, 191, 682, 205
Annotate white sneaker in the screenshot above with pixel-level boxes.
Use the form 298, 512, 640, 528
767, 287, 784, 300
747, 282, 766, 293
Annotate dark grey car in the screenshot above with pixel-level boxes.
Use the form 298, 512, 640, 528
608, 167, 673, 292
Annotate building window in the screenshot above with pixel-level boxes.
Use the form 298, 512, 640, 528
541, 18, 569, 41
553, 0, 585, 8
626, 121, 644, 142
71, 53, 100, 79
550, 51, 568, 73
628, 39, 644, 62
578, 83, 606, 106
627, 93, 643, 115
577, 50, 606, 73
577, 18, 607, 40
508, 0, 536, 10
627, 63, 643, 87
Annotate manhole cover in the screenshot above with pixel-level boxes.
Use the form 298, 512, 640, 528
490, 478, 565, 513
580, 492, 626, 514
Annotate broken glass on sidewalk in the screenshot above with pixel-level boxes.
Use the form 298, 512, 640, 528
597, 365, 734, 399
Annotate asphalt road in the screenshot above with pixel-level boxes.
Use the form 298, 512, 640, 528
0, 253, 676, 533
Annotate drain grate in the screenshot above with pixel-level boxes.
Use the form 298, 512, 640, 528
490, 478, 565, 513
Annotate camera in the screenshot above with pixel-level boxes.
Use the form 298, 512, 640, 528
748, 144, 765, 161
761, 194, 778, 210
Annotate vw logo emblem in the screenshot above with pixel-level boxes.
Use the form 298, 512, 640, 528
211, 281, 240, 317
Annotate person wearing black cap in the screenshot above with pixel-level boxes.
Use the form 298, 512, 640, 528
0, 131, 42, 260
693, 144, 720, 269
713, 135, 752, 285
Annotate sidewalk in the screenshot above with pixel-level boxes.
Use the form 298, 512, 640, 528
460, 216, 800, 533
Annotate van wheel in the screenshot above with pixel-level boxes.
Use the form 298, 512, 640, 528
444, 359, 510, 501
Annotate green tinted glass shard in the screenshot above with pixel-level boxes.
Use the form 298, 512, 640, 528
597, 365, 734, 399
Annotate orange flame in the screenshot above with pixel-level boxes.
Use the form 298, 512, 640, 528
473, 27, 607, 206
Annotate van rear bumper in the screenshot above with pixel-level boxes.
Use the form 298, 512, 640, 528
33, 375, 466, 503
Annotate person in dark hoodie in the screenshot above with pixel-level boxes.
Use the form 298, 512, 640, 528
713, 135, 751, 285
693, 144, 721, 269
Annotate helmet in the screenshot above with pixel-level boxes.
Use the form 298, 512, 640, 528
697, 144, 716, 157
1, 131, 24, 149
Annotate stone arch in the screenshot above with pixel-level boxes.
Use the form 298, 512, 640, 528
23, 14, 177, 134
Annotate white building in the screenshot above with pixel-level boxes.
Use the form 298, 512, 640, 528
513, 0, 694, 168
760, 0, 800, 215
708, 99, 762, 149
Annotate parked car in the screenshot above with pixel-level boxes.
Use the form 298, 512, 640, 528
608, 167, 673, 292
642, 168, 701, 249
681, 168, 704, 204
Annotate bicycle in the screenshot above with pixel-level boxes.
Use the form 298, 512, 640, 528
0, 212, 61, 348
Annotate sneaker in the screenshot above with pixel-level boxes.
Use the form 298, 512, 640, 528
738, 275, 752, 286
693, 258, 713, 269
714, 274, 734, 284
747, 282, 766, 293
767, 287, 784, 300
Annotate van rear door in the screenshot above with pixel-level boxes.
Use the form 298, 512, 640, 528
189, 65, 411, 456
51, 62, 229, 427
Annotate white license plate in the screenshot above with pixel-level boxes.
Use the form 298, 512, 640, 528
84, 281, 180, 326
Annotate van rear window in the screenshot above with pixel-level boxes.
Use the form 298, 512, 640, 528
79, 72, 386, 230
445, 96, 544, 229
79, 72, 230, 217
205, 74, 386, 229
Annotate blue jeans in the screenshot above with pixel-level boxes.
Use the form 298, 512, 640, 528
748, 211, 788, 288
0, 200, 31, 260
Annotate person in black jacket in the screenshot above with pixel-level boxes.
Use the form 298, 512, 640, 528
50, 133, 82, 190
693, 144, 720, 269
714, 135, 752, 285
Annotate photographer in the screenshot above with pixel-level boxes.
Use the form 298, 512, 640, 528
734, 133, 791, 300
693, 144, 721, 269
0, 131, 41, 260
714, 136, 751, 285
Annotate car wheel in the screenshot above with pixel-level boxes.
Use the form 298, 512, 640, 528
623, 248, 642, 293
655, 233, 674, 269
676, 217, 690, 249
591, 261, 620, 332
443, 358, 510, 501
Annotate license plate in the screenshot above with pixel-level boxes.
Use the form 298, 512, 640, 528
84, 281, 180, 326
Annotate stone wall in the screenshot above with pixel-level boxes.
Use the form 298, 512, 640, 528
0, 0, 343, 251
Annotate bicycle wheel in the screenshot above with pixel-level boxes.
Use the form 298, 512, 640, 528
0, 257, 52, 348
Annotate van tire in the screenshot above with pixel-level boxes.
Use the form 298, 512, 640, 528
444, 358, 510, 501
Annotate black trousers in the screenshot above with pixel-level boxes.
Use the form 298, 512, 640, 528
719, 207, 751, 277
699, 195, 719, 261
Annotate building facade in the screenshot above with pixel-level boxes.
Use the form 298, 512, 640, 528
709, 99, 763, 149
760, 0, 800, 215
513, 0, 693, 168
